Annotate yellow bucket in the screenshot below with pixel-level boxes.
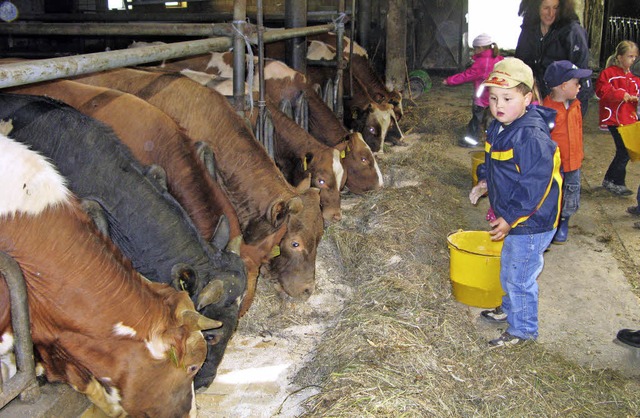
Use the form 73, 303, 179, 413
618, 122, 640, 161
470, 151, 484, 186
446, 230, 505, 308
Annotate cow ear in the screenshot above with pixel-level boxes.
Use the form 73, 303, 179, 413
373, 92, 385, 103
195, 141, 217, 181
210, 215, 230, 252
80, 199, 110, 237
296, 174, 312, 193
145, 164, 168, 192
170, 263, 198, 297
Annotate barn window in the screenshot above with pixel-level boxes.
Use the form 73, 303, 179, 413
468, 0, 522, 50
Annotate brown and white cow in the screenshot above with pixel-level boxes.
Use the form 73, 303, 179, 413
72, 68, 323, 302
262, 59, 383, 194
258, 100, 344, 224
0, 133, 217, 417
308, 33, 404, 121
5, 78, 280, 319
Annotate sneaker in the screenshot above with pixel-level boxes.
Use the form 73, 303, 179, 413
627, 206, 640, 216
603, 180, 633, 196
489, 332, 524, 347
616, 329, 640, 348
480, 306, 507, 323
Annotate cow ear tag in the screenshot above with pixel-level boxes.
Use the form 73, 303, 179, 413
270, 245, 281, 258
303, 157, 308, 171
340, 149, 346, 159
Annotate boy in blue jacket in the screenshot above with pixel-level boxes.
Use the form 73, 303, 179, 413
469, 58, 563, 347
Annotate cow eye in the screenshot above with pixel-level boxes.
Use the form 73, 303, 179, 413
368, 126, 376, 134
361, 157, 368, 163
292, 241, 300, 248
187, 364, 200, 374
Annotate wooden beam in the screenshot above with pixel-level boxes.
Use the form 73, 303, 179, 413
385, 0, 406, 91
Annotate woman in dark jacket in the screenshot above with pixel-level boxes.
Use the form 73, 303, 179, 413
515, 0, 593, 115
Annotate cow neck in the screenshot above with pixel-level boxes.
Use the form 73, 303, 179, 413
3, 96, 59, 132
133, 72, 182, 101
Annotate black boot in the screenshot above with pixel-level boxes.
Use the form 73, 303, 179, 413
552, 216, 569, 244
616, 329, 640, 348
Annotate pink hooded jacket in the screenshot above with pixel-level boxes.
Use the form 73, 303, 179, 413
445, 49, 504, 107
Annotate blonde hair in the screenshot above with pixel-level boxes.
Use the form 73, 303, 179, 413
606, 40, 640, 68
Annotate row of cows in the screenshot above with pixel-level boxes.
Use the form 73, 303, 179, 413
0, 33, 403, 417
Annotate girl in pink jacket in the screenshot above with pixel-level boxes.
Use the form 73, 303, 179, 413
443, 33, 503, 147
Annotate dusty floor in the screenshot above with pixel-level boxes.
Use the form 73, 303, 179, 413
189, 80, 640, 417
78, 77, 640, 418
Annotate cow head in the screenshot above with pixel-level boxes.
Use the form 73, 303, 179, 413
336, 132, 383, 194
263, 180, 323, 300
348, 102, 393, 154
296, 149, 343, 225
41, 289, 216, 418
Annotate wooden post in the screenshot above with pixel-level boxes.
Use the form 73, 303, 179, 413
385, 0, 406, 91
584, 0, 605, 68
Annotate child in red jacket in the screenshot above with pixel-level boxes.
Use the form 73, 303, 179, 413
443, 33, 503, 148
596, 40, 640, 196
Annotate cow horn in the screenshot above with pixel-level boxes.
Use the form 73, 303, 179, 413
226, 235, 242, 256
181, 310, 223, 332
210, 215, 230, 251
196, 279, 225, 310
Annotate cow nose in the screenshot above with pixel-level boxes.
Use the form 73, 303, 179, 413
301, 286, 314, 299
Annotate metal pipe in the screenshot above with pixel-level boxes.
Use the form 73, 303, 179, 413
349, 0, 356, 99
335, 0, 346, 119
0, 24, 335, 90
233, 0, 247, 113
257, 0, 268, 154
285, 0, 308, 73
0, 22, 232, 37
357, 0, 371, 50
14, 11, 345, 24
0, 252, 40, 409
0, 36, 232, 88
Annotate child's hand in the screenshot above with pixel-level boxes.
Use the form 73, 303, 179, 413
469, 180, 487, 205
489, 217, 511, 241
442, 80, 448, 86
623, 93, 638, 102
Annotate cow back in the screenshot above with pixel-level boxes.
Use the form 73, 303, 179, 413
0, 134, 207, 417
0, 92, 244, 388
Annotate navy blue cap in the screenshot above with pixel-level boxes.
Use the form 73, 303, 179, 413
544, 60, 592, 89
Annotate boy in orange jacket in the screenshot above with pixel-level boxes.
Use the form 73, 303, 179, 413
542, 60, 592, 244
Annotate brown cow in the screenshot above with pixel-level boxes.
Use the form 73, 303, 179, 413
263, 60, 383, 194
0, 133, 216, 417
72, 68, 323, 301
5, 78, 279, 317
304, 41, 400, 152
257, 100, 344, 224
307, 33, 404, 121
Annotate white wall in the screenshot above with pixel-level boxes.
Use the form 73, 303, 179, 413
468, 0, 523, 50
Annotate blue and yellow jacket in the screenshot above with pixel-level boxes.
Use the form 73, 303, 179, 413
477, 105, 563, 235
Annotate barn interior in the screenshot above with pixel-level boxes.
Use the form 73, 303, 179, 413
2, 0, 640, 417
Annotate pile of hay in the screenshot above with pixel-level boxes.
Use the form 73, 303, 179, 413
289, 82, 640, 416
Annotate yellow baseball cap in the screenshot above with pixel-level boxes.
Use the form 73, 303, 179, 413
482, 57, 534, 89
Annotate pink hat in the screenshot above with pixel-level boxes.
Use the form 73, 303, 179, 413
472, 33, 493, 48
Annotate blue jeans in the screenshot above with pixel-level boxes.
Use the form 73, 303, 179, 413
561, 169, 581, 218
500, 230, 556, 340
